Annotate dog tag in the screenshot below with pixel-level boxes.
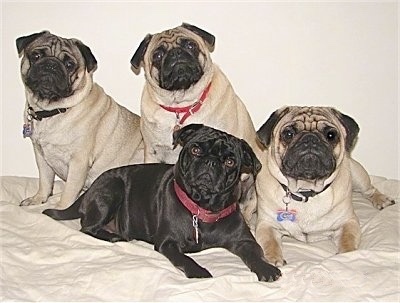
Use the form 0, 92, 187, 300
192, 215, 199, 244
276, 209, 297, 222
23, 123, 33, 138
173, 112, 182, 132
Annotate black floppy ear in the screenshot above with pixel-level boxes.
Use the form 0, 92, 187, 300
241, 139, 262, 176
173, 124, 205, 148
332, 109, 360, 152
130, 34, 152, 75
74, 40, 97, 73
16, 30, 49, 55
257, 107, 289, 147
181, 23, 215, 52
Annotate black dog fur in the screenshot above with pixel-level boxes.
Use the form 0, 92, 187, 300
43, 124, 281, 281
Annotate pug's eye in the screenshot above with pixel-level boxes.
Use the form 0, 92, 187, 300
191, 146, 202, 156
152, 47, 165, 62
64, 59, 76, 72
325, 128, 339, 143
30, 51, 42, 63
281, 127, 296, 143
183, 40, 197, 50
224, 158, 235, 168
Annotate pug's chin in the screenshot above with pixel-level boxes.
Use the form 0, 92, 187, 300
190, 185, 214, 201
286, 177, 328, 193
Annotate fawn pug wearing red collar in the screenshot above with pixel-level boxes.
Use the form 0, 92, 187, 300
130, 23, 261, 221
17, 31, 143, 209
43, 124, 281, 282
130, 23, 259, 164
255, 106, 395, 266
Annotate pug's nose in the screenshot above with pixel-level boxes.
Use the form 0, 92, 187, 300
170, 47, 187, 61
205, 159, 217, 167
43, 60, 59, 71
300, 133, 320, 147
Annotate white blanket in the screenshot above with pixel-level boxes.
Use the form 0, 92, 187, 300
1, 175, 399, 301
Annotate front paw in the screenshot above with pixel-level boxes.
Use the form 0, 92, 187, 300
253, 261, 282, 282
370, 191, 395, 210
20, 194, 49, 206
263, 247, 287, 267
183, 265, 213, 279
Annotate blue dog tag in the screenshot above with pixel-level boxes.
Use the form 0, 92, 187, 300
276, 210, 297, 222
23, 123, 33, 138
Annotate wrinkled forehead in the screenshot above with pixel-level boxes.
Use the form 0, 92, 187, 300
282, 107, 337, 132
149, 27, 202, 49
190, 130, 240, 153
26, 34, 79, 56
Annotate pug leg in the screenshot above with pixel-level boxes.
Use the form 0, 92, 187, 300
20, 145, 55, 206
239, 177, 257, 225
157, 241, 212, 278
77, 176, 126, 242
56, 155, 89, 209
241, 198, 257, 226
350, 158, 395, 209
227, 238, 282, 282
335, 216, 361, 253
143, 145, 158, 163
255, 221, 286, 266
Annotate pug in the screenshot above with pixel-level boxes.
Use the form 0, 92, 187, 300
130, 23, 262, 221
254, 106, 395, 266
17, 31, 144, 209
129, 22, 260, 163
43, 124, 281, 282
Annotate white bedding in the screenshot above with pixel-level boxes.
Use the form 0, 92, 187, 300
1, 175, 399, 301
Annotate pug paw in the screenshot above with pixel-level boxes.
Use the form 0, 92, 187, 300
370, 191, 395, 210
20, 194, 49, 206
264, 251, 287, 267
254, 262, 282, 282
183, 265, 213, 279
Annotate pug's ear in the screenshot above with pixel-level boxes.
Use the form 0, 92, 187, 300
257, 107, 290, 147
332, 109, 360, 152
173, 124, 205, 149
240, 139, 262, 176
181, 22, 215, 52
73, 39, 97, 73
16, 30, 49, 56
130, 34, 152, 75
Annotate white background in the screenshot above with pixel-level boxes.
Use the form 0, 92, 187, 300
1, 0, 399, 179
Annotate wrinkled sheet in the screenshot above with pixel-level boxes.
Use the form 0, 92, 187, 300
1, 175, 399, 301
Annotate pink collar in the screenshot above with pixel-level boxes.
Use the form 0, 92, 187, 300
160, 82, 212, 126
173, 180, 237, 223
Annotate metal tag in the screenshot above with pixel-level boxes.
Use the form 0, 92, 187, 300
192, 215, 199, 244
23, 123, 33, 138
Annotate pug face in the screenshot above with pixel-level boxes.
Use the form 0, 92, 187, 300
131, 23, 215, 92
173, 124, 261, 212
16, 31, 97, 107
150, 31, 204, 90
257, 106, 359, 191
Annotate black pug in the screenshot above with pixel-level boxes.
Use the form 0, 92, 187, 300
43, 124, 281, 281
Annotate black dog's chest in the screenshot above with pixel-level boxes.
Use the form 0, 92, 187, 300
169, 216, 236, 253
182, 222, 207, 251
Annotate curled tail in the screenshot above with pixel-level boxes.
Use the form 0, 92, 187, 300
42, 195, 83, 220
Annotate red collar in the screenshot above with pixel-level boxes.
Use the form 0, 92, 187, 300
173, 180, 237, 223
160, 82, 212, 126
